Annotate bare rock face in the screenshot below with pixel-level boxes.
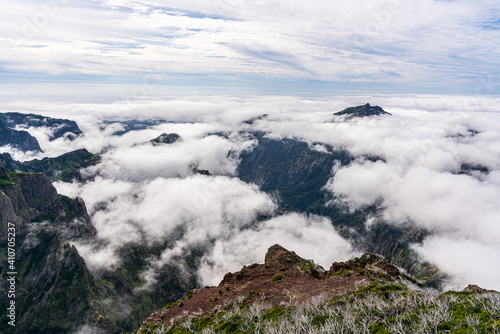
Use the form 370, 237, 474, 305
265, 244, 325, 276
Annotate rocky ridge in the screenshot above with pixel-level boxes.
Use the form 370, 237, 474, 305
136, 245, 500, 334
137, 245, 414, 332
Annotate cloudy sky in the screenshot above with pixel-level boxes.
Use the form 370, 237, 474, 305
1, 0, 500, 99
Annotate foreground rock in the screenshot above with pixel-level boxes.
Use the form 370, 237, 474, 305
137, 245, 413, 331
136, 245, 500, 334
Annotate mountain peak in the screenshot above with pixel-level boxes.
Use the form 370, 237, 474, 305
264, 244, 325, 275
150, 133, 181, 145
334, 103, 391, 119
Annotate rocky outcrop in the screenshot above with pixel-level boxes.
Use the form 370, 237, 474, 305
137, 245, 500, 334
138, 245, 413, 331
132, 133, 182, 147
150, 133, 181, 145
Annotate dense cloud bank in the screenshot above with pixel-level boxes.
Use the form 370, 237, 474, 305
1, 94, 500, 289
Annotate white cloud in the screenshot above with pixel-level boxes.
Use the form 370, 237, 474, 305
4, 94, 500, 290
1, 1, 499, 93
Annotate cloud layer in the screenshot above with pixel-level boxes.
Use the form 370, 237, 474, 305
2, 94, 500, 290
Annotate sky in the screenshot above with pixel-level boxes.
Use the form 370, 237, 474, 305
1, 0, 500, 99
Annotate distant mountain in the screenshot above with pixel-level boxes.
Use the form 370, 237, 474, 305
0, 148, 101, 182
150, 133, 181, 145
0, 118, 42, 152
137, 245, 499, 333
0, 112, 82, 141
333, 103, 391, 120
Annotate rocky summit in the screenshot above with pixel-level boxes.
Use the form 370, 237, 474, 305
333, 103, 391, 120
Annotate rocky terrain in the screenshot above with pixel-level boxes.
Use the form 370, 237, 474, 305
136, 245, 500, 333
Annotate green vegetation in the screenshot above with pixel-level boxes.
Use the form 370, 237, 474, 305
272, 273, 285, 282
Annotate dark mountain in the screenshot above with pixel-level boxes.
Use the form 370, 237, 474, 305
0, 164, 199, 333
236, 131, 440, 287
0, 149, 101, 182
0, 166, 122, 334
0, 112, 82, 141
136, 245, 499, 333
0, 119, 42, 152
333, 103, 391, 119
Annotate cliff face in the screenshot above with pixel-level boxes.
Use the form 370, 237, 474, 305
0, 165, 112, 334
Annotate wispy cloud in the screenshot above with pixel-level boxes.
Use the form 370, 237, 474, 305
1, 0, 499, 95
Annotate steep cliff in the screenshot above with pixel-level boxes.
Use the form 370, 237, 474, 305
0, 165, 119, 334
0, 112, 82, 141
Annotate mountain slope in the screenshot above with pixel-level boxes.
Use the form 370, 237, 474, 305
0, 112, 82, 141
0, 148, 101, 182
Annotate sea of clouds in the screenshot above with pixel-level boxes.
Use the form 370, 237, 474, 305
1, 94, 499, 290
